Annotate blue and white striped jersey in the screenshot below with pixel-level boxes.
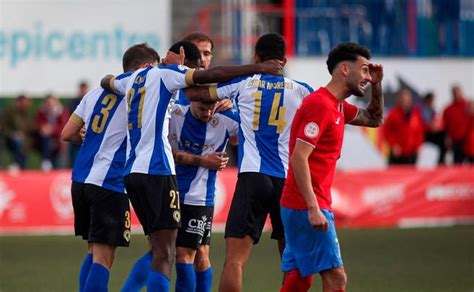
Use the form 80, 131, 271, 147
111, 64, 195, 176
169, 102, 239, 206
210, 74, 313, 178
71, 72, 133, 193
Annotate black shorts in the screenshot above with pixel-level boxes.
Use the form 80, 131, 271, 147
125, 173, 181, 235
176, 204, 214, 250
71, 182, 131, 247
225, 172, 285, 244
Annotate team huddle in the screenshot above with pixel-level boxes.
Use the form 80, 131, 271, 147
61, 33, 384, 292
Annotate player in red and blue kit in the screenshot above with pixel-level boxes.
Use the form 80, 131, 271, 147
280, 43, 384, 292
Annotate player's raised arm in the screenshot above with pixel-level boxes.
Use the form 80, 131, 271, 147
349, 63, 384, 128
192, 59, 283, 85
100, 75, 116, 93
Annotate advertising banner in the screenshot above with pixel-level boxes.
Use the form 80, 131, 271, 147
1, 167, 473, 234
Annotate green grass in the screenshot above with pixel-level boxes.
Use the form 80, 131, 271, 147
1, 226, 473, 291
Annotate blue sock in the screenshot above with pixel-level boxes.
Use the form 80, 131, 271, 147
147, 270, 170, 292
84, 263, 110, 292
79, 253, 93, 292
175, 263, 196, 292
121, 252, 152, 292
195, 267, 213, 292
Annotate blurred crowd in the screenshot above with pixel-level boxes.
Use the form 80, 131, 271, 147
1, 82, 472, 171
383, 84, 474, 165
0, 82, 89, 171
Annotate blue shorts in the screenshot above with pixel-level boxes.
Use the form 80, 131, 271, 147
281, 207, 343, 277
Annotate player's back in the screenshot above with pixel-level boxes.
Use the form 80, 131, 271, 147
72, 72, 132, 192
119, 64, 194, 176
214, 74, 313, 178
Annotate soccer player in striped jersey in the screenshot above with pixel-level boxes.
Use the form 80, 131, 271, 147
101, 41, 283, 292
184, 33, 314, 292
60, 43, 159, 292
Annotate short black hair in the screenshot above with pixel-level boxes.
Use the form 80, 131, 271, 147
169, 40, 201, 64
326, 42, 371, 74
122, 43, 160, 72
255, 33, 286, 62
182, 32, 214, 50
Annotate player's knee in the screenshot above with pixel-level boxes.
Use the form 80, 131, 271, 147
323, 267, 347, 289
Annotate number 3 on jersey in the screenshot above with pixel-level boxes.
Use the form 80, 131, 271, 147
127, 86, 146, 129
252, 90, 287, 133
91, 93, 118, 134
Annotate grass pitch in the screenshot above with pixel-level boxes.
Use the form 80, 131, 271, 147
1, 226, 473, 291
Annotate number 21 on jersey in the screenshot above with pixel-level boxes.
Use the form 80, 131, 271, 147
127, 86, 146, 130
252, 90, 287, 133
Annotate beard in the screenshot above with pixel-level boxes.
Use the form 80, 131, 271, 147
349, 81, 366, 97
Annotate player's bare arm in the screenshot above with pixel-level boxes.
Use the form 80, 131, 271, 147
215, 99, 233, 113
100, 75, 116, 93
61, 115, 84, 144
349, 63, 384, 128
291, 140, 328, 231
173, 149, 229, 171
192, 59, 283, 85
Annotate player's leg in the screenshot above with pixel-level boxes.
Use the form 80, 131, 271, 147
280, 269, 313, 292
71, 182, 92, 292
218, 236, 254, 292
195, 244, 212, 292
175, 247, 197, 292
320, 266, 347, 292
148, 229, 178, 291
79, 244, 93, 292
194, 205, 214, 292
219, 173, 274, 292
126, 174, 181, 292
121, 242, 152, 292
83, 184, 131, 292
84, 243, 116, 292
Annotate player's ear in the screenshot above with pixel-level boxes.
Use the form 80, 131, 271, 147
340, 62, 350, 77
254, 53, 260, 64
282, 57, 287, 67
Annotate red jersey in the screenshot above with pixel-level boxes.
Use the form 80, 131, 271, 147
383, 106, 425, 156
443, 100, 468, 142
280, 87, 358, 211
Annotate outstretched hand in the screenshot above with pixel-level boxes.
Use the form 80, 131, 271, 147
162, 46, 186, 65
369, 63, 384, 84
215, 99, 233, 113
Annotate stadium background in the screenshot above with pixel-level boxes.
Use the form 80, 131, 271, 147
1, 0, 473, 291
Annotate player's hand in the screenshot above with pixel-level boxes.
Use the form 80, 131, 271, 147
369, 63, 384, 84
79, 126, 86, 142
162, 46, 186, 65
308, 207, 328, 232
259, 59, 284, 76
202, 152, 229, 171
215, 99, 233, 113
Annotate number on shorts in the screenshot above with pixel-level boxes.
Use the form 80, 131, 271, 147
124, 210, 131, 229
169, 190, 180, 209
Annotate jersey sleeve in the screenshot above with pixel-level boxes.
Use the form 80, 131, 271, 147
168, 104, 185, 150
70, 92, 89, 127
209, 76, 248, 101
294, 99, 330, 148
221, 109, 240, 137
343, 100, 359, 124
160, 64, 195, 92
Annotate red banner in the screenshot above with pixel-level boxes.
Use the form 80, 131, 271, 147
1, 167, 473, 234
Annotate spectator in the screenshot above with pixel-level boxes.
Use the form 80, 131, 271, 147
383, 89, 425, 165
418, 92, 447, 164
67, 81, 89, 167
443, 85, 468, 164
1, 94, 33, 170
464, 100, 474, 163
36, 94, 67, 171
